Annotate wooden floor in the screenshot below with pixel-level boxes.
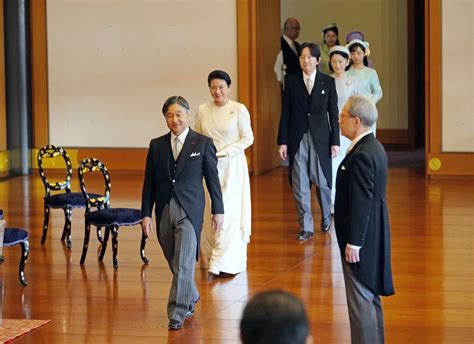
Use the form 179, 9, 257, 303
1, 166, 473, 343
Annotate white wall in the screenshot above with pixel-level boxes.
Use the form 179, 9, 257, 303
442, 0, 474, 152
47, 0, 237, 148
281, 0, 408, 130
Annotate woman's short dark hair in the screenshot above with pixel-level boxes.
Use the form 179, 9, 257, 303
298, 42, 321, 59
162, 96, 190, 115
329, 50, 350, 72
348, 42, 369, 67
207, 70, 232, 87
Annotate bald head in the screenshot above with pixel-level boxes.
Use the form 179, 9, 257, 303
283, 18, 300, 41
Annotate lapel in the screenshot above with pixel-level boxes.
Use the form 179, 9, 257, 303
161, 133, 172, 181
309, 71, 325, 108
174, 128, 198, 178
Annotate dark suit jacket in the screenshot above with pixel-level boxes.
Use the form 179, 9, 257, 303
141, 128, 224, 259
277, 71, 339, 187
281, 37, 301, 77
334, 133, 394, 296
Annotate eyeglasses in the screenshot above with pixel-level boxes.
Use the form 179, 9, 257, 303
339, 113, 353, 119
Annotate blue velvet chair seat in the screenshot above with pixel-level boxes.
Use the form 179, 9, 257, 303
86, 208, 142, 227
46, 193, 101, 208
3, 227, 29, 246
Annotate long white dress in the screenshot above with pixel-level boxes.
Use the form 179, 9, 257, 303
331, 74, 359, 206
194, 100, 254, 275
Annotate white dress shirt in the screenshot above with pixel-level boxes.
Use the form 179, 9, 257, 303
303, 70, 316, 94
170, 126, 190, 159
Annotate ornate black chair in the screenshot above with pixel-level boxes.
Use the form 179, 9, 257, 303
1, 210, 29, 286
38, 145, 102, 248
78, 158, 148, 269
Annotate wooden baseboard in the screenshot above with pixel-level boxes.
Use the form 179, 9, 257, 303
427, 153, 474, 176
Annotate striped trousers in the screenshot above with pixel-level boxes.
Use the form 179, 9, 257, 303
158, 197, 200, 322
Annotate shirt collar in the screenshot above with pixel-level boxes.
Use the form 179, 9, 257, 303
283, 34, 295, 48
170, 126, 190, 144
303, 69, 317, 83
347, 130, 372, 153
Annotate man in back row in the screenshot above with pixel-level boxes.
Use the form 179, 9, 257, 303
274, 17, 302, 87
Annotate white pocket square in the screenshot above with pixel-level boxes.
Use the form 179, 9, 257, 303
190, 152, 200, 157
341, 165, 346, 170
321, 89, 325, 95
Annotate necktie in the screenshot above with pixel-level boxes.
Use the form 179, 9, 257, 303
173, 137, 180, 160
306, 77, 313, 94
291, 42, 297, 55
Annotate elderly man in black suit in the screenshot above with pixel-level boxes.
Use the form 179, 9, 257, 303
274, 17, 302, 86
277, 42, 340, 241
335, 95, 394, 343
141, 96, 224, 330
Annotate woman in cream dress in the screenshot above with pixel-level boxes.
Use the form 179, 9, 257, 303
195, 70, 254, 279
329, 46, 359, 207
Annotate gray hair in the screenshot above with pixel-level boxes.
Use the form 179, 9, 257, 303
346, 95, 378, 127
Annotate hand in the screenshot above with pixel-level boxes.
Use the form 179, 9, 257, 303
345, 245, 360, 264
141, 216, 153, 239
279, 145, 288, 160
212, 214, 224, 231
331, 145, 340, 158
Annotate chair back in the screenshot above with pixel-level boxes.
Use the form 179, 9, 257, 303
77, 158, 111, 213
37, 145, 73, 197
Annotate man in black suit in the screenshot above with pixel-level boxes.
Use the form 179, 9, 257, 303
274, 17, 302, 86
141, 96, 224, 330
334, 95, 394, 343
277, 42, 340, 241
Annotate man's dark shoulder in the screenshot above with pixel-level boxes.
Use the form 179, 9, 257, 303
355, 136, 386, 159
285, 72, 302, 86
318, 71, 334, 82
149, 134, 169, 147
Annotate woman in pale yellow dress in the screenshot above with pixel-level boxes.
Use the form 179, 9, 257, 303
194, 70, 254, 280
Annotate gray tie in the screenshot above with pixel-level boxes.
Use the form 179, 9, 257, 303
173, 137, 180, 160
306, 77, 313, 94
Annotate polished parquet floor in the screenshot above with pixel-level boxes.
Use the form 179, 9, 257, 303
0, 165, 473, 343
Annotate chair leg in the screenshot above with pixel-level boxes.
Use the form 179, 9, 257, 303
40, 204, 50, 244
98, 226, 111, 261
19, 240, 29, 286
62, 207, 72, 249
112, 226, 119, 270
80, 222, 91, 265
96, 226, 104, 243
140, 231, 149, 264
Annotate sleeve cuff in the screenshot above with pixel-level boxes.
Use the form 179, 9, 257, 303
347, 244, 361, 250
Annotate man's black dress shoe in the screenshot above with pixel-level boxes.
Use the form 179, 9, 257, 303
321, 221, 331, 232
186, 296, 200, 317
168, 319, 183, 330
297, 231, 314, 241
